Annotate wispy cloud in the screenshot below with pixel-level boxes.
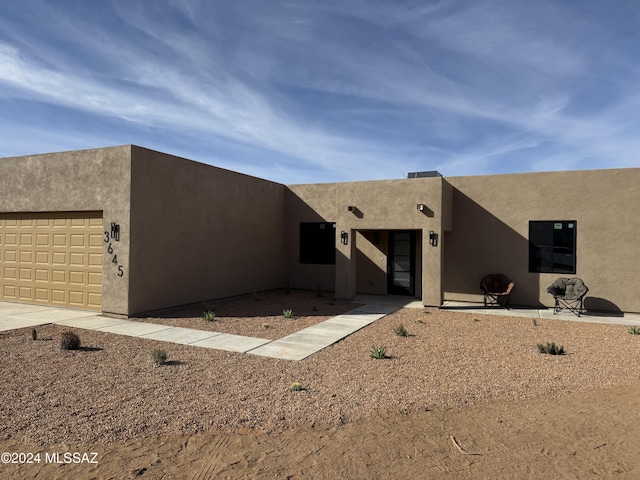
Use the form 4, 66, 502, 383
0, 0, 638, 183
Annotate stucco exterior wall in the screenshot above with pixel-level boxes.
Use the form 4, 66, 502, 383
0, 146, 132, 315
444, 168, 640, 312
287, 177, 445, 305
127, 147, 285, 315
284, 184, 338, 292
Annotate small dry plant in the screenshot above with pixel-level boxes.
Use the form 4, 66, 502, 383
393, 324, 408, 337
283, 308, 293, 319
628, 326, 640, 335
202, 310, 216, 322
537, 342, 565, 355
290, 382, 304, 392
60, 331, 81, 350
152, 349, 168, 366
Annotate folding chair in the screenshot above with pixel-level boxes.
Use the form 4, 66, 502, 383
547, 277, 589, 317
480, 274, 515, 308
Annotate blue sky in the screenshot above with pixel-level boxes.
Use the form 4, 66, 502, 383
1, 0, 639, 184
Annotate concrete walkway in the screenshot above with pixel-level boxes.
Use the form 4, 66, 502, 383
2, 297, 639, 361
0, 300, 404, 361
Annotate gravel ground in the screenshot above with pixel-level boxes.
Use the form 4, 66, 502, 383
2, 290, 640, 448
134, 289, 359, 340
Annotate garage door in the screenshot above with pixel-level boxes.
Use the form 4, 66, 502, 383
0, 212, 103, 310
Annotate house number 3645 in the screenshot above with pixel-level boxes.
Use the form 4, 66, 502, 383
104, 222, 124, 278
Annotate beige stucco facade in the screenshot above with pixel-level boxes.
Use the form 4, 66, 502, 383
128, 146, 285, 314
0, 145, 638, 315
0, 146, 285, 316
443, 168, 640, 312
286, 177, 447, 306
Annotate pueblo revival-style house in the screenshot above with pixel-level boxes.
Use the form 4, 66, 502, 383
0, 145, 637, 317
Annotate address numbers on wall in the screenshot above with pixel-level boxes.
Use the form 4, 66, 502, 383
104, 222, 124, 277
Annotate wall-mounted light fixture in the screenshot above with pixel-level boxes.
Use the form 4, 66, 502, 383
417, 204, 426, 211
348, 206, 356, 212
340, 230, 349, 245
429, 230, 438, 247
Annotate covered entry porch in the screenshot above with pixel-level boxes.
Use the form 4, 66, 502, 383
334, 227, 443, 306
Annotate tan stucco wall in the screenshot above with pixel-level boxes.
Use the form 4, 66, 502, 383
287, 177, 446, 305
444, 168, 640, 312
127, 147, 285, 314
355, 230, 388, 295
284, 185, 338, 292
0, 146, 132, 315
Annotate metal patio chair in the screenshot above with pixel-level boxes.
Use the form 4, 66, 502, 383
547, 277, 589, 317
480, 274, 515, 308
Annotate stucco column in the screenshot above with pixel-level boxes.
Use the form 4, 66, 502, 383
422, 227, 443, 306
335, 228, 356, 299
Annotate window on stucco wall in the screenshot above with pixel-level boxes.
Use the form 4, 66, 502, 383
300, 222, 336, 265
528, 220, 577, 274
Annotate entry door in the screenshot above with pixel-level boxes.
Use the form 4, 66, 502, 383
387, 230, 415, 296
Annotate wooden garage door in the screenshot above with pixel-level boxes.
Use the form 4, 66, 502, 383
0, 212, 103, 310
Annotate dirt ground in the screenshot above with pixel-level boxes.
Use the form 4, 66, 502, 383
1, 290, 639, 479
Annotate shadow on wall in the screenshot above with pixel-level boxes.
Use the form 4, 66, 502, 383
584, 297, 624, 317
285, 190, 336, 292
355, 230, 387, 295
443, 189, 544, 307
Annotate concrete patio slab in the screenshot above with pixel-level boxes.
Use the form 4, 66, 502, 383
190, 333, 271, 352
354, 294, 423, 309
347, 304, 400, 315
441, 301, 640, 327
140, 326, 222, 344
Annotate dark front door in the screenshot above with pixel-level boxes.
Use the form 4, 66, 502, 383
387, 230, 416, 296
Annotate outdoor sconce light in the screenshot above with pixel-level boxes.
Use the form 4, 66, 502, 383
347, 206, 356, 212
417, 204, 427, 211
429, 230, 438, 247
340, 230, 349, 245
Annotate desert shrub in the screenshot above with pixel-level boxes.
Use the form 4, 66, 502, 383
202, 310, 216, 322
532, 319, 538, 327
152, 349, 168, 366
283, 308, 293, 319
628, 326, 640, 335
370, 345, 387, 359
60, 331, 81, 350
393, 324, 408, 337
290, 382, 304, 392
262, 323, 270, 329
537, 342, 565, 355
